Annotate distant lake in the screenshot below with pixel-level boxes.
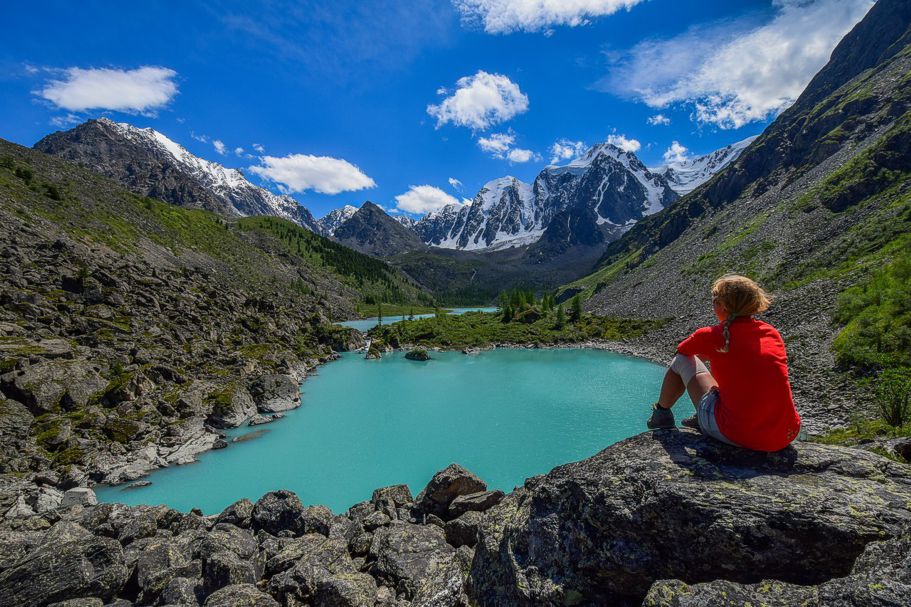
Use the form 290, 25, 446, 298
97, 348, 687, 514
338, 306, 499, 332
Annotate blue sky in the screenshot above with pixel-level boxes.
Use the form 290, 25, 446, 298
1, 0, 873, 218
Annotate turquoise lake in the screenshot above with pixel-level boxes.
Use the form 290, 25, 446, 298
97, 348, 687, 514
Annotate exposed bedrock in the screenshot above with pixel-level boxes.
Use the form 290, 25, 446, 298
2, 431, 910, 606
469, 429, 911, 606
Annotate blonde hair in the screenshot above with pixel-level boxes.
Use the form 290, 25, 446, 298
712, 274, 772, 353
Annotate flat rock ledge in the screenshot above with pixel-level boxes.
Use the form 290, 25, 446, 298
470, 429, 911, 606
0, 430, 909, 606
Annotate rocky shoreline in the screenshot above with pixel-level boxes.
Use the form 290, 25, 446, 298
2, 429, 909, 606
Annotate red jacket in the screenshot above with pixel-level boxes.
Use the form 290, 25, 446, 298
677, 317, 801, 451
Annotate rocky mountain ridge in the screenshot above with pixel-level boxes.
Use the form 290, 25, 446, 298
333, 202, 427, 257
316, 205, 359, 237
34, 119, 320, 231
0, 139, 436, 487
651, 136, 757, 195
568, 0, 911, 430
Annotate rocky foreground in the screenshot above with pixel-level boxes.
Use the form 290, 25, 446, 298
1, 430, 909, 607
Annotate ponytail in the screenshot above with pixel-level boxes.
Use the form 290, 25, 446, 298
717, 314, 736, 353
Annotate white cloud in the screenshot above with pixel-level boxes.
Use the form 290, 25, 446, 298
234, 147, 245, 155
647, 114, 671, 126
250, 154, 376, 195
549, 139, 586, 164
507, 148, 538, 163
252, 143, 265, 153
663, 141, 689, 164
477, 132, 515, 157
454, 0, 645, 34
604, 0, 874, 129
38, 66, 178, 114
427, 71, 529, 130
213, 140, 227, 155
606, 134, 641, 153
395, 185, 465, 214
50, 113, 83, 128
448, 177, 463, 190
191, 131, 209, 143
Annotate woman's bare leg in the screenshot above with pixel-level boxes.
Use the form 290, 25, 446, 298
657, 354, 719, 408
687, 372, 718, 406
657, 367, 685, 408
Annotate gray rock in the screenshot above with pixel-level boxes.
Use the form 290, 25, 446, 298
247, 374, 300, 413
471, 430, 911, 606
61, 487, 98, 508
159, 576, 202, 606
415, 464, 486, 520
314, 572, 378, 607
446, 490, 503, 518
645, 525, 911, 606
0, 522, 127, 605
363, 510, 392, 531
197, 524, 258, 561
299, 504, 332, 536
265, 534, 349, 577
251, 490, 304, 535
372, 484, 414, 508
134, 537, 194, 600
444, 511, 483, 548
203, 583, 279, 606
1, 359, 107, 414
267, 536, 355, 603
202, 551, 257, 596
369, 523, 466, 606
207, 384, 256, 429
47, 599, 104, 607
405, 349, 430, 361
215, 499, 254, 528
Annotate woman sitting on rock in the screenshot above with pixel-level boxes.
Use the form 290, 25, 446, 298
646, 274, 801, 451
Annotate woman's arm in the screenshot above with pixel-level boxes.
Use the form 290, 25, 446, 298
676, 326, 720, 359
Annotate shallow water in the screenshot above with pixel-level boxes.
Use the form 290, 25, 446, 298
97, 348, 688, 514
338, 306, 498, 332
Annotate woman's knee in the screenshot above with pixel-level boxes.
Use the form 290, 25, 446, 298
669, 353, 709, 386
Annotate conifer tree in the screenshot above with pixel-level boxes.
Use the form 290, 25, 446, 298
377, 302, 383, 326
570, 295, 583, 323
556, 304, 566, 328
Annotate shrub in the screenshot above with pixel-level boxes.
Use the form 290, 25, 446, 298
875, 368, 911, 427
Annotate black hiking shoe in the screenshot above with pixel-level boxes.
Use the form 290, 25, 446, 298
647, 403, 675, 429
681, 415, 700, 430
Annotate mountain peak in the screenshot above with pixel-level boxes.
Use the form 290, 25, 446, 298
35, 119, 318, 230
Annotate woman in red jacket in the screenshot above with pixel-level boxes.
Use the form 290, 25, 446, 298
646, 274, 801, 451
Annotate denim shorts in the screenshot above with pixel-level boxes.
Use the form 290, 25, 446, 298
696, 388, 738, 446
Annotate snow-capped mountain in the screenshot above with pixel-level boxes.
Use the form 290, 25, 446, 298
415, 177, 541, 251
413, 143, 679, 252
653, 136, 758, 195
34, 118, 319, 230
316, 205, 358, 236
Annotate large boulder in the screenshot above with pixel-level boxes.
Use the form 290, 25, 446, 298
267, 536, 356, 603
204, 583, 279, 606
207, 383, 257, 428
247, 374, 300, 413
644, 526, 911, 606
470, 430, 911, 606
1, 360, 107, 414
0, 521, 127, 605
369, 522, 466, 606
251, 490, 305, 535
447, 490, 504, 518
416, 464, 487, 519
